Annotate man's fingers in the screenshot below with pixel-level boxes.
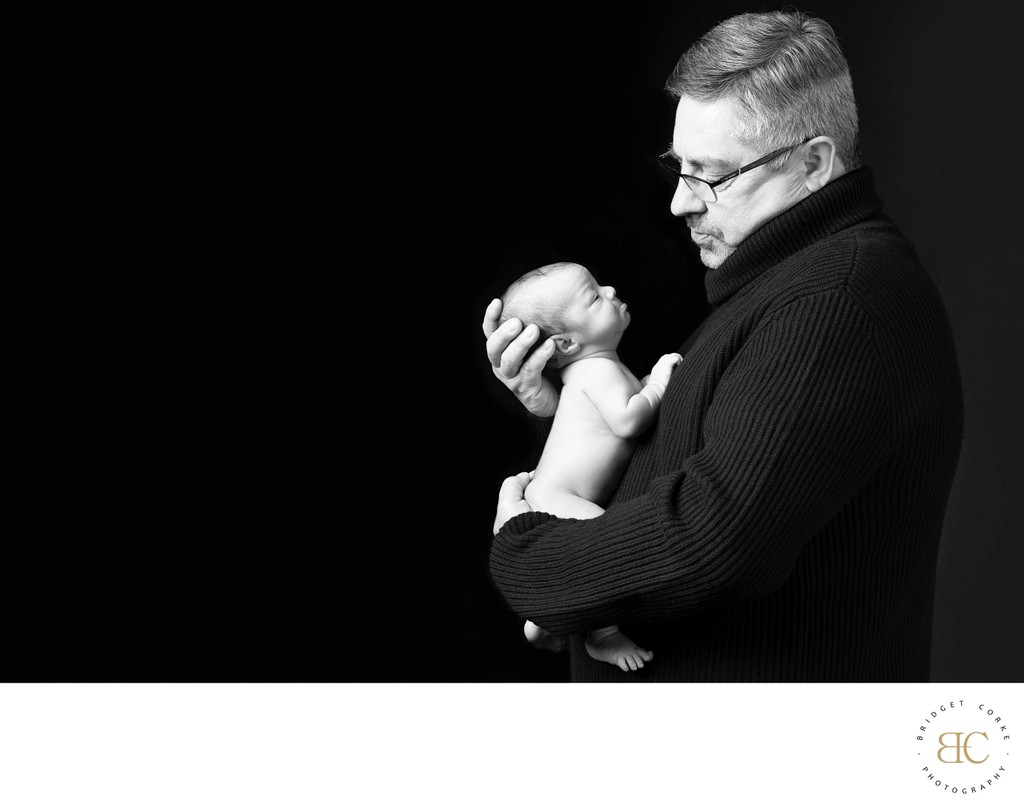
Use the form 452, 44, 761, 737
498, 471, 533, 500
485, 317, 522, 369
520, 337, 555, 379
494, 471, 535, 535
481, 298, 503, 339
496, 323, 542, 377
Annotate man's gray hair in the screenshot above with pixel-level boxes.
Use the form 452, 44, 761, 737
665, 10, 860, 170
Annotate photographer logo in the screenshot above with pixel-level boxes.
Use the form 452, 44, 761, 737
916, 700, 1012, 795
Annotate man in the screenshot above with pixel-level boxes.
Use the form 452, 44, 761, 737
482, 11, 963, 681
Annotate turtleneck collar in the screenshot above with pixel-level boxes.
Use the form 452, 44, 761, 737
704, 167, 885, 306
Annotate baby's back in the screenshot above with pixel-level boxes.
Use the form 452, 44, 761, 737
527, 358, 642, 516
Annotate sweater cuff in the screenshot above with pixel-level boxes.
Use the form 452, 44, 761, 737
497, 509, 556, 539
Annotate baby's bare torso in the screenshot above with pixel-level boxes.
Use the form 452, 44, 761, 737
526, 358, 643, 517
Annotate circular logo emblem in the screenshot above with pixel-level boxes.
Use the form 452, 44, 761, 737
914, 699, 1013, 795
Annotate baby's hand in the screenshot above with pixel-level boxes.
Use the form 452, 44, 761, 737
648, 353, 683, 387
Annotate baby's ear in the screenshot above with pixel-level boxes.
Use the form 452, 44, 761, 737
552, 335, 581, 357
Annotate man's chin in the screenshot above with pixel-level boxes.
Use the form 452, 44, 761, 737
698, 245, 728, 269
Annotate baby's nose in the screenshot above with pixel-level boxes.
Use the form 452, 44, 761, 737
603, 286, 617, 299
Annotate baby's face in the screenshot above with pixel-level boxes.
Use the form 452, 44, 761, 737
548, 264, 630, 349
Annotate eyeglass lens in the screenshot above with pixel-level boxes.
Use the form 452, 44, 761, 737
683, 177, 716, 202
657, 158, 716, 202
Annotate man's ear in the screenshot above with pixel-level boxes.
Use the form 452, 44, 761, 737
551, 335, 581, 357
801, 136, 843, 192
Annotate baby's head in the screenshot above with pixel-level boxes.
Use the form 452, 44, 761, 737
499, 262, 630, 368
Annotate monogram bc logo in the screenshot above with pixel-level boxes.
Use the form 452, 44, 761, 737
936, 731, 989, 764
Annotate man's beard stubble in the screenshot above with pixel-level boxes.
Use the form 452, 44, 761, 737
686, 214, 733, 269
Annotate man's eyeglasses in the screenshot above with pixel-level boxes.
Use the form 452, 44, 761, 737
656, 140, 809, 203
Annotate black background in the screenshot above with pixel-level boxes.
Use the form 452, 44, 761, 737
19, 2, 1023, 682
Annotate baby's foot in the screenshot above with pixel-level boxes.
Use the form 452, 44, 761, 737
524, 620, 567, 652
585, 626, 653, 672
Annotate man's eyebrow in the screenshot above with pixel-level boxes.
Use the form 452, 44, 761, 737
667, 144, 733, 172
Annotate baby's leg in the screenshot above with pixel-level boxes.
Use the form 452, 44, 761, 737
524, 479, 606, 520
518, 479, 600, 653
520, 475, 598, 651
585, 625, 654, 672
523, 620, 566, 652
522, 477, 656, 665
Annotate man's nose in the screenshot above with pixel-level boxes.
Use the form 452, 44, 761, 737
670, 179, 707, 218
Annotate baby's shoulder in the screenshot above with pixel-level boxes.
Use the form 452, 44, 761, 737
564, 356, 631, 387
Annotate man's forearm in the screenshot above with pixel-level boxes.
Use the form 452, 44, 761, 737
490, 297, 895, 634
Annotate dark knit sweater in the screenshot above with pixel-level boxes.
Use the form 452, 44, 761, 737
490, 168, 963, 682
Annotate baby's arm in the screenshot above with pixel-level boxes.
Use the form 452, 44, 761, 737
584, 353, 683, 438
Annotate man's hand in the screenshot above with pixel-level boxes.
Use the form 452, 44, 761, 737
493, 471, 535, 535
482, 298, 559, 418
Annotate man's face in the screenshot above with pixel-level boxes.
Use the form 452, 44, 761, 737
669, 95, 808, 268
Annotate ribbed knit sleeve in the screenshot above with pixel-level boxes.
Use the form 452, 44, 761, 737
490, 290, 893, 635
